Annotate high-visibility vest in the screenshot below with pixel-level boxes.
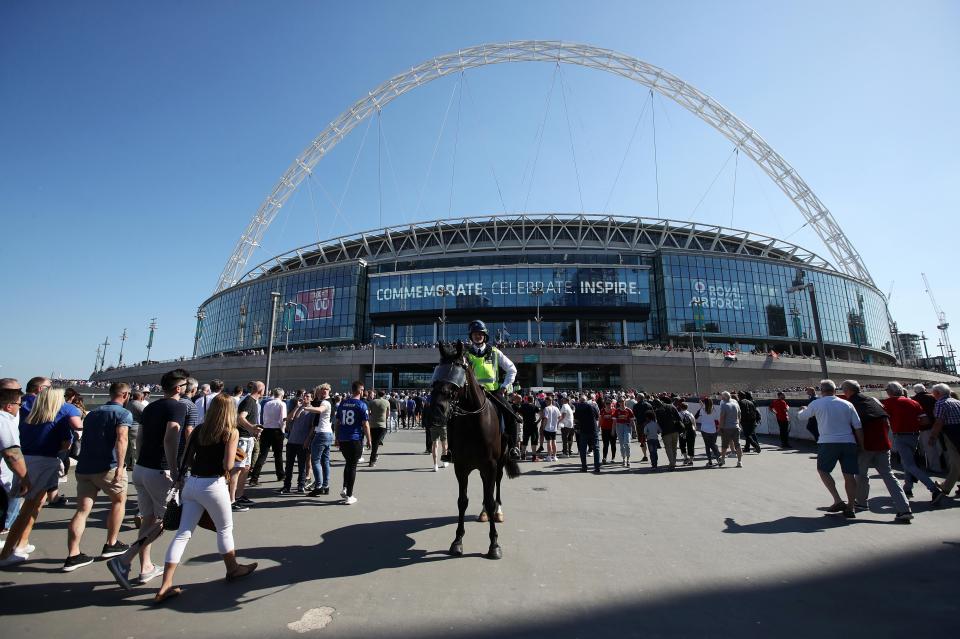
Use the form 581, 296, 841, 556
468, 347, 500, 391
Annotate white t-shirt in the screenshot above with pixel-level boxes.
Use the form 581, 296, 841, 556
559, 404, 574, 429
696, 406, 721, 434
798, 395, 861, 444
542, 405, 561, 433
0, 410, 21, 493
194, 391, 219, 423
262, 398, 288, 429
313, 400, 333, 434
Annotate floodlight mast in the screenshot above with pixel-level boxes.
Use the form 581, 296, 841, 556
216, 41, 875, 293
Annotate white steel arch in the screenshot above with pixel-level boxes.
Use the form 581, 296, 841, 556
216, 40, 873, 292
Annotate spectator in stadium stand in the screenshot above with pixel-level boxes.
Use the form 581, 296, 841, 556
573, 394, 601, 474
840, 380, 913, 523
769, 392, 791, 448
881, 382, 943, 505
718, 391, 744, 468
927, 383, 960, 501
798, 380, 863, 519
912, 384, 944, 473
738, 391, 762, 454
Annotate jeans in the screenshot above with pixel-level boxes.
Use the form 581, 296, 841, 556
340, 439, 363, 497
601, 429, 617, 460
251, 428, 284, 481
701, 431, 720, 463
576, 428, 601, 471
856, 450, 910, 513
891, 432, 937, 494
777, 420, 790, 447
648, 440, 660, 467
940, 426, 960, 494
369, 426, 386, 464
310, 431, 334, 489
616, 424, 632, 459
283, 443, 308, 490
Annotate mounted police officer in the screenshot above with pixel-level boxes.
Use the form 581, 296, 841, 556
463, 320, 521, 462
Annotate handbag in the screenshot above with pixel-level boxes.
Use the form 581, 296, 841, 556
163, 492, 182, 530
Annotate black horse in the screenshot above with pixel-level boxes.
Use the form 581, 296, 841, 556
428, 341, 520, 560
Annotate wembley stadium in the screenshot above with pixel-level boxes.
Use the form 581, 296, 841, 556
90, 42, 958, 392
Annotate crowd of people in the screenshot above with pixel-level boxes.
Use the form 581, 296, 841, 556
1, 369, 958, 603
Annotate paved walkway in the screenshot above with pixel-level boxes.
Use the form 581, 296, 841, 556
1, 431, 957, 638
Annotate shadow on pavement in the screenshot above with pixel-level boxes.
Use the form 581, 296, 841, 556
0, 515, 459, 616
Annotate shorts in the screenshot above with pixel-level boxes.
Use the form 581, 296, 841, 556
720, 428, 740, 448
76, 467, 126, 499
235, 436, 255, 469
542, 431, 557, 441
523, 429, 539, 446
24, 455, 61, 500
817, 443, 859, 475
133, 464, 173, 521
430, 424, 447, 442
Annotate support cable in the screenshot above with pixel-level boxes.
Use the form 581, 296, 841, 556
686, 145, 739, 222
378, 112, 412, 224
461, 74, 508, 215
729, 147, 739, 228
448, 72, 464, 217
414, 77, 461, 220
557, 64, 585, 214
650, 89, 661, 217
333, 113, 375, 236
522, 63, 559, 213
603, 92, 652, 213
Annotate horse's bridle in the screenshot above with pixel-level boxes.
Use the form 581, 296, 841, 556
433, 357, 489, 418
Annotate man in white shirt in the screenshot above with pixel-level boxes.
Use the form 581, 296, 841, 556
541, 396, 561, 462
798, 379, 864, 518
0, 386, 31, 566
251, 388, 287, 485
194, 379, 224, 423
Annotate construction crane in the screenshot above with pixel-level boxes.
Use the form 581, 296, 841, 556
922, 273, 955, 366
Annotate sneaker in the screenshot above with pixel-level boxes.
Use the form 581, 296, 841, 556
706, 461, 715, 467
932, 489, 944, 508
296, 487, 305, 494
232, 502, 250, 512
824, 502, 846, 513
433, 465, 439, 472
101, 541, 130, 559
107, 557, 132, 590
320, 487, 330, 495
735, 462, 743, 468
63, 552, 95, 572
15, 544, 36, 554
340, 487, 348, 499
138, 565, 164, 584
344, 495, 358, 505
0, 551, 28, 568
592, 468, 601, 475
308, 488, 322, 497
903, 484, 914, 498
641, 456, 648, 462
277, 488, 292, 495
247, 479, 260, 487
237, 495, 254, 505
358, 456, 365, 464
843, 508, 856, 519
442, 461, 449, 468
894, 512, 914, 524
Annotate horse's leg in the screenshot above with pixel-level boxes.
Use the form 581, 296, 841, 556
481, 463, 501, 559
449, 466, 468, 557
494, 461, 505, 523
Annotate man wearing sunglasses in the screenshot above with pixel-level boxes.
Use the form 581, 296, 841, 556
0, 382, 31, 563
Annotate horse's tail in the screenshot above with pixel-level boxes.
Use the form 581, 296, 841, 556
504, 459, 521, 479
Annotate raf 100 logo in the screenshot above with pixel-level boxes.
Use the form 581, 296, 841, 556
691, 280, 744, 310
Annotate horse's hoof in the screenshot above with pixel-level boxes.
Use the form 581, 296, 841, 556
494, 511, 505, 523
486, 545, 502, 560
477, 511, 489, 523
449, 542, 464, 557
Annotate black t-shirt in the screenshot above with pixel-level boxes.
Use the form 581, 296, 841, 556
136, 398, 187, 470
518, 403, 541, 431
238, 395, 260, 426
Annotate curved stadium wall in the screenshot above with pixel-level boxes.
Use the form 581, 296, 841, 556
196, 215, 894, 366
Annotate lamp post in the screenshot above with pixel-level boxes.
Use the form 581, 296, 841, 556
437, 286, 450, 343
146, 318, 158, 362
193, 309, 205, 358
788, 270, 828, 379
371, 332, 386, 390
790, 305, 803, 356
683, 332, 701, 398
531, 286, 544, 344
264, 292, 281, 392
118, 328, 128, 367
691, 298, 706, 349
283, 302, 296, 351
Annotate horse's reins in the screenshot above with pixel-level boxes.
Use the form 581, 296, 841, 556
448, 360, 490, 417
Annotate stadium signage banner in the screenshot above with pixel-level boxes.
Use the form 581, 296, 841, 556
374, 279, 644, 301
294, 286, 335, 321
690, 279, 744, 310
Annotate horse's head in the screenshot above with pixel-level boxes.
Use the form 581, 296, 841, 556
429, 340, 470, 429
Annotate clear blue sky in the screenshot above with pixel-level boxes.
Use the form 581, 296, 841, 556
1, 0, 957, 382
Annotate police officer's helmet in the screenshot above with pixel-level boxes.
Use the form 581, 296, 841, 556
467, 320, 489, 341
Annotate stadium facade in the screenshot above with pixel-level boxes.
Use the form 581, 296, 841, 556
190, 214, 897, 390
